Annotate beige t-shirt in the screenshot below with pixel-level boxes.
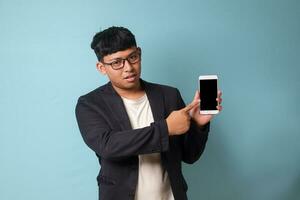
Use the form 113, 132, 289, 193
121, 94, 174, 200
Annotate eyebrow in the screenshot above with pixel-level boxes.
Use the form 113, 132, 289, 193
105, 50, 138, 62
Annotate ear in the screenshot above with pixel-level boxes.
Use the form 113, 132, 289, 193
96, 62, 107, 75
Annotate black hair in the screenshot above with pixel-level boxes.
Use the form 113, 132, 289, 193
91, 26, 137, 61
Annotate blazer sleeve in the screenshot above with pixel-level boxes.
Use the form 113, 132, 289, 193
75, 96, 169, 161
175, 89, 210, 164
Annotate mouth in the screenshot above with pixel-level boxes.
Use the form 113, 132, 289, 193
124, 74, 137, 82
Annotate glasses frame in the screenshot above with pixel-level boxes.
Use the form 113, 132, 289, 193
101, 48, 141, 70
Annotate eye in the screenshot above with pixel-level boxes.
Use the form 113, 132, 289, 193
128, 53, 139, 62
111, 59, 122, 66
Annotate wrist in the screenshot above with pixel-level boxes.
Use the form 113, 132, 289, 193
192, 118, 207, 129
166, 118, 171, 135
196, 121, 209, 131
166, 118, 174, 136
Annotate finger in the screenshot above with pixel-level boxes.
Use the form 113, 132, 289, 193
216, 90, 222, 104
189, 101, 200, 117
182, 99, 200, 113
216, 105, 223, 111
216, 97, 222, 104
193, 90, 200, 101
218, 90, 222, 98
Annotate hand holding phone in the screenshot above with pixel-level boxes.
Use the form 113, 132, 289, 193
199, 75, 219, 115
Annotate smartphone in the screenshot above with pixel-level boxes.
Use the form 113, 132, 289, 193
199, 75, 219, 114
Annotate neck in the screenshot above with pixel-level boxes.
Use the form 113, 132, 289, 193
112, 81, 145, 100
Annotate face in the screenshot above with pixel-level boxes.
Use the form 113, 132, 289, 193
96, 47, 142, 93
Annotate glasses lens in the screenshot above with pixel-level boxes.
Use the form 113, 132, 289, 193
111, 59, 123, 69
128, 52, 140, 64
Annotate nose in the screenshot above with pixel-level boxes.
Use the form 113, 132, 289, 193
123, 59, 134, 72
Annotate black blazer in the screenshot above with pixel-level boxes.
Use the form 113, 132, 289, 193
75, 80, 210, 200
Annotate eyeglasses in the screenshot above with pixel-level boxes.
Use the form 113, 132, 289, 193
101, 48, 141, 70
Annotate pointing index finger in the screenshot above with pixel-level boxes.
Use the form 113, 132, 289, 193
182, 100, 200, 113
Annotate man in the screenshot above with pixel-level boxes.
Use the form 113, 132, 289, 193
75, 26, 222, 200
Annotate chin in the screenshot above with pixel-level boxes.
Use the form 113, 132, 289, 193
124, 80, 140, 89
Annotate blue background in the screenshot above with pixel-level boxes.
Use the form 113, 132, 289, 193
1, 0, 299, 199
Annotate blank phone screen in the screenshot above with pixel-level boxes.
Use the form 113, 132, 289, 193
200, 79, 217, 110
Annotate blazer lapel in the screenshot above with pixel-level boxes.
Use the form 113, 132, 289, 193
101, 82, 132, 130
142, 80, 169, 168
142, 80, 166, 121
100, 80, 166, 131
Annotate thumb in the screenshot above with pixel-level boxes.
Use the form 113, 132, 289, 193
193, 90, 200, 101
188, 91, 200, 116
182, 98, 200, 113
